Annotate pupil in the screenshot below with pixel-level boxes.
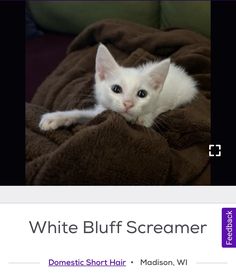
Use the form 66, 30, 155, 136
137, 89, 147, 98
111, 84, 122, 93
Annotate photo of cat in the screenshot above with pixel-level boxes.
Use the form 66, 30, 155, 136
39, 44, 198, 130
26, 1, 211, 185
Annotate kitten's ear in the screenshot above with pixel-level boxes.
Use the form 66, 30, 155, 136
95, 44, 120, 80
148, 59, 170, 90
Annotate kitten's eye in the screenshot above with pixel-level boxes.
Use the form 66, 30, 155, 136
137, 89, 148, 98
111, 84, 122, 94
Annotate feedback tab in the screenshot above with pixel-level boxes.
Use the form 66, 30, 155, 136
222, 208, 236, 248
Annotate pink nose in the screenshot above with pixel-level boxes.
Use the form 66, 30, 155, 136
123, 101, 134, 110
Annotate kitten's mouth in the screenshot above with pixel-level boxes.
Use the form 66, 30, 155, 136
121, 108, 133, 114
121, 110, 132, 116
120, 110, 135, 121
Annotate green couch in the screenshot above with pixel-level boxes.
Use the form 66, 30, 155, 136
29, 1, 210, 38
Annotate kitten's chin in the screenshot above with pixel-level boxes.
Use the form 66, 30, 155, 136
119, 112, 136, 122
110, 106, 137, 121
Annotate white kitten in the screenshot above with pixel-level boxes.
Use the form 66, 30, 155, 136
39, 44, 198, 130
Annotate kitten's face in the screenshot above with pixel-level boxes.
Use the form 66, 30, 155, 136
94, 44, 170, 121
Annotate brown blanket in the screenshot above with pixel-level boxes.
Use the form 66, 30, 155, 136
26, 19, 211, 185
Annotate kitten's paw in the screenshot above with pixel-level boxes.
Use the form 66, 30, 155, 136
136, 114, 154, 128
39, 112, 74, 131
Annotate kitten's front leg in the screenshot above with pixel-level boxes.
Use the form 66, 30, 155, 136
39, 105, 105, 131
136, 113, 155, 128
39, 111, 78, 131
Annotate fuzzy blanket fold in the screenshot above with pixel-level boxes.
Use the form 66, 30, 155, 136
26, 19, 211, 185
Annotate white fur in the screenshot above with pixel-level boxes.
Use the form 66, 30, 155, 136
39, 44, 198, 130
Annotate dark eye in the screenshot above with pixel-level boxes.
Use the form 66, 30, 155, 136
111, 84, 122, 94
137, 89, 148, 98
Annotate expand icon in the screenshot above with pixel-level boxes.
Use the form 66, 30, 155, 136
209, 144, 221, 157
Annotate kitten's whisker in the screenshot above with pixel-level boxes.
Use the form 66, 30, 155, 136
143, 127, 154, 140
155, 118, 169, 130
155, 117, 170, 131
152, 121, 166, 136
159, 115, 181, 132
